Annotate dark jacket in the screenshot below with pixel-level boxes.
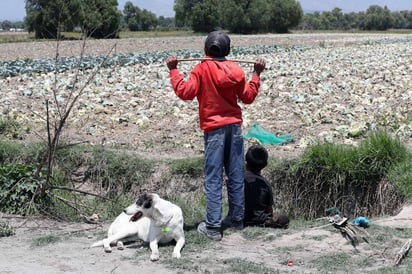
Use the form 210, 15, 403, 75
244, 170, 274, 225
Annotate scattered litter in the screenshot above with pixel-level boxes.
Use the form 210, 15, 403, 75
244, 123, 293, 145
352, 216, 370, 228
82, 213, 102, 224
326, 207, 369, 247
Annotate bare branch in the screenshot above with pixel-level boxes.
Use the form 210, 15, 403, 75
51, 186, 113, 201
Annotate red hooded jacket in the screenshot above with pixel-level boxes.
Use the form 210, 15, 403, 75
169, 58, 260, 133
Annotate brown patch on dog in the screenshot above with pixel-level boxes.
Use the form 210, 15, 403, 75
130, 211, 143, 222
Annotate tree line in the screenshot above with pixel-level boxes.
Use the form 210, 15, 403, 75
1, 1, 411, 38
23, 0, 171, 39
19, 0, 303, 38
299, 6, 412, 31
0, 20, 25, 31
174, 0, 303, 33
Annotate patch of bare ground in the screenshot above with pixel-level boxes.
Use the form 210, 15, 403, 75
1, 206, 411, 273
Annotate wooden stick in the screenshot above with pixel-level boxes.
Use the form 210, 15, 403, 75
177, 58, 256, 64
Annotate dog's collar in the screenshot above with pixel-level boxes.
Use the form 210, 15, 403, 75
161, 226, 170, 233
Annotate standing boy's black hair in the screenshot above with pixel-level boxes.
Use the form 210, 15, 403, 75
204, 31, 231, 57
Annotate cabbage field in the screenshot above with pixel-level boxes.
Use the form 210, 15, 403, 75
1, 32, 411, 159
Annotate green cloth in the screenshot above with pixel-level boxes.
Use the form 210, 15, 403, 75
244, 123, 293, 145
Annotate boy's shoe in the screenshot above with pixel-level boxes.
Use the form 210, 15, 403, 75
197, 222, 222, 241
221, 216, 244, 230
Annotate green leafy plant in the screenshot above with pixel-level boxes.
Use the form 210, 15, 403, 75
0, 221, 14, 237
0, 163, 47, 215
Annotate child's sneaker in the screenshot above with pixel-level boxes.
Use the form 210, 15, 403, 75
222, 216, 244, 230
197, 222, 222, 241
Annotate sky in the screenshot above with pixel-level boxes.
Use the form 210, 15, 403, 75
1, 0, 412, 21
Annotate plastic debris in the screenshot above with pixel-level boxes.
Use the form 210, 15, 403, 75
244, 123, 293, 145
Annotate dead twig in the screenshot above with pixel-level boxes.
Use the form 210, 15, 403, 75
51, 186, 113, 201
394, 239, 412, 265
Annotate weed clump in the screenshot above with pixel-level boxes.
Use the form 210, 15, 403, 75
267, 129, 410, 219
0, 221, 14, 237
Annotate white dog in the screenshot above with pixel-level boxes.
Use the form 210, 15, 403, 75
91, 193, 185, 261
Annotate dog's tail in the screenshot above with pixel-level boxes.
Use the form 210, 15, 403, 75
90, 240, 104, 248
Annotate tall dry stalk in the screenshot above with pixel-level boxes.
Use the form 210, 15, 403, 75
33, 26, 116, 202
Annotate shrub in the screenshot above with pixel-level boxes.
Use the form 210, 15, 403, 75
388, 161, 412, 200
0, 163, 48, 215
267, 129, 409, 219
355, 129, 410, 179
0, 221, 14, 237
0, 116, 25, 140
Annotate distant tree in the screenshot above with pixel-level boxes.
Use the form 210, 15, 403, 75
25, 0, 80, 38
342, 12, 359, 30
218, 0, 273, 34
391, 11, 407, 29
267, 0, 302, 33
174, 0, 197, 28
217, 0, 248, 33
362, 5, 393, 30
330, 8, 343, 29
140, 9, 158, 31
81, 0, 121, 38
399, 11, 412, 28
157, 16, 175, 29
190, 0, 220, 32
123, 1, 142, 31
175, 0, 303, 34
298, 5, 412, 31
1, 20, 13, 30
123, 1, 157, 31
25, 0, 121, 39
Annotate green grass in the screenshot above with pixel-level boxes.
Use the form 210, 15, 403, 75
169, 156, 204, 176
31, 235, 61, 247
356, 130, 410, 178
119, 30, 198, 39
0, 129, 411, 227
0, 32, 34, 43
388, 161, 412, 200
266, 129, 412, 219
0, 141, 45, 164
0, 116, 27, 140
0, 30, 198, 44
223, 258, 277, 273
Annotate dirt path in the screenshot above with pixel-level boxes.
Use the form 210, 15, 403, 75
1, 206, 411, 273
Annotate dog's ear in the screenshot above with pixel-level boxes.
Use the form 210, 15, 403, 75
143, 197, 153, 209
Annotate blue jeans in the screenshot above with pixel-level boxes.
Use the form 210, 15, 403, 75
203, 124, 245, 229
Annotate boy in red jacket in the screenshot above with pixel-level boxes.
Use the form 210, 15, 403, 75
166, 31, 265, 241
